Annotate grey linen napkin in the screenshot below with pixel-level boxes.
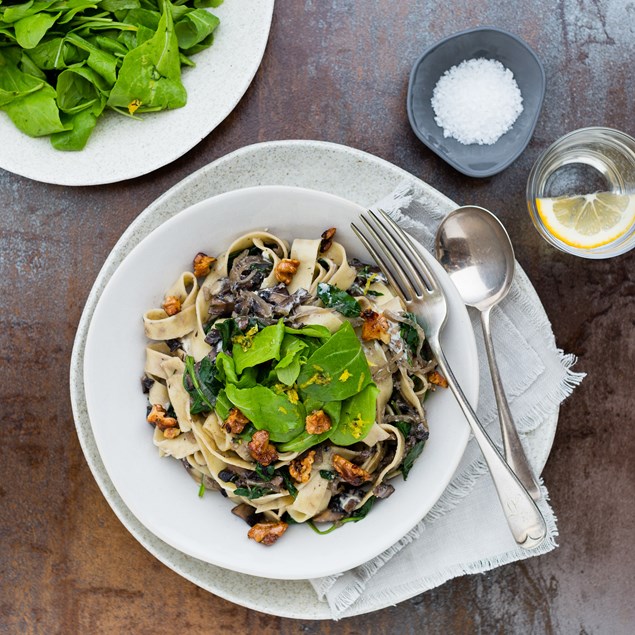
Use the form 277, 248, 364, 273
308, 181, 585, 618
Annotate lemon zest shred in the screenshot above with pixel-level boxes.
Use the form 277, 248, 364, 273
363, 272, 378, 295
128, 99, 142, 114
232, 325, 259, 352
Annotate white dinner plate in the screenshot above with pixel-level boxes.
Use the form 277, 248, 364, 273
82, 185, 479, 579
70, 140, 558, 617
0, 1, 274, 186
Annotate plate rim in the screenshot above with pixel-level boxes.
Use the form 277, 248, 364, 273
70, 139, 559, 618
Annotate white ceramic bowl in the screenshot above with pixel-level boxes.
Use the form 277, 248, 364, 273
83, 185, 478, 579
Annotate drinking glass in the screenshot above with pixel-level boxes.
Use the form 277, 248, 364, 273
526, 127, 635, 258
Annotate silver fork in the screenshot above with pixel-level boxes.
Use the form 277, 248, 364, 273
352, 209, 547, 550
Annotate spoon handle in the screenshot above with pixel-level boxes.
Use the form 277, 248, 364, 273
480, 307, 542, 501
429, 336, 547, 549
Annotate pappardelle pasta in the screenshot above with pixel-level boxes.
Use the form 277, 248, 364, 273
141, 227, 445, 545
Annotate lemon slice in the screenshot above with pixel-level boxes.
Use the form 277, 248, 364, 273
535, 191, 635, 249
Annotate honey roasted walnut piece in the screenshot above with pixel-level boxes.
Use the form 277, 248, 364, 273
162, 427, 181, 439
428, 370, 449, 389
289, 450, 316, 483
162, 295, 181, 316
224, 408, 250, 434
247, 521, 288, 545
361, 309, 391, 344
274, 258, 301, 285
319, 227, 336, 253
147, 404, 178, 431
332, 454, 372, 487
193, 252, 216, 277
247, 430, 278, 466
305, 409, 332, 435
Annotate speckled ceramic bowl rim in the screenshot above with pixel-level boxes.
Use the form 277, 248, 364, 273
406, 26, 546, 178
69, 140, 558, 619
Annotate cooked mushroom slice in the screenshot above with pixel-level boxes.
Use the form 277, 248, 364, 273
231, 503, 265, 527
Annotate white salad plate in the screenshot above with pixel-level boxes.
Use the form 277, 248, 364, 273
70, 140, 558, 617
83, 184, 479, 580
0, 1, 274, 186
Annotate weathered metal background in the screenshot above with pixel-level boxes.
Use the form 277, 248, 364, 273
1, 1, 634, 632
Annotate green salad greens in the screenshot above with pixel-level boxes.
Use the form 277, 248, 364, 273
0, 0, 222, 150
183, 319, 379, 453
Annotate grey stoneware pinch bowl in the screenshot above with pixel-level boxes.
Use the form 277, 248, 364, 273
407, 26, 546, 178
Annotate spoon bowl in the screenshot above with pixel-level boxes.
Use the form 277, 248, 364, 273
435, 205, 542, 500
435, 206, 515, 310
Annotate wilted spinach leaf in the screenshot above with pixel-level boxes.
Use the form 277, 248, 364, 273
308, 496, 377, 534
213, 319, 242, 352
233, 485, 274, 500
184, 355, 222, 414
317, 282, 361, 317
401, 439, 426, 480
393, 420, 411, 439
400, 312, 420, 358
254, 464, 275, 481
279, 467, 298, 498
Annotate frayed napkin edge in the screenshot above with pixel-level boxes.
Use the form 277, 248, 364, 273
328, 483, 560, 618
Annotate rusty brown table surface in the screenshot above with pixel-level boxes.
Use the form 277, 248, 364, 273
1, 1, 634, 633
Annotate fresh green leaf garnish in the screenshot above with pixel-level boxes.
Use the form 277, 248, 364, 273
284, 324, 332, 340
214, 388, 232, 421
317, 282, 361, 317
274, 335, 308, 386
319, 470, 335, 480
329, 383, 379, 446
198, 481, 205, 497
297, 321, 372, 402
232, 320, 285, 374
0, 0, 223, 149
276, 428, 331, 454
224, 384, 306, 443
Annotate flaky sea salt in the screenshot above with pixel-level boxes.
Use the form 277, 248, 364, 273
431, 58, 523, 145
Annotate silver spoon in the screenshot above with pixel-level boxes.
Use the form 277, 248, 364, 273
435, 205, 541, 501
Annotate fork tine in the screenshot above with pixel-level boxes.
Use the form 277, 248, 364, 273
375, 208, 440, 292
351, 222, 412, 303
358, 216, 421, 301
366, 210, 428, 298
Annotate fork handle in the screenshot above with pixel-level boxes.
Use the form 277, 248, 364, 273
480, 308, 542, 501
430, 336, 548, 549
